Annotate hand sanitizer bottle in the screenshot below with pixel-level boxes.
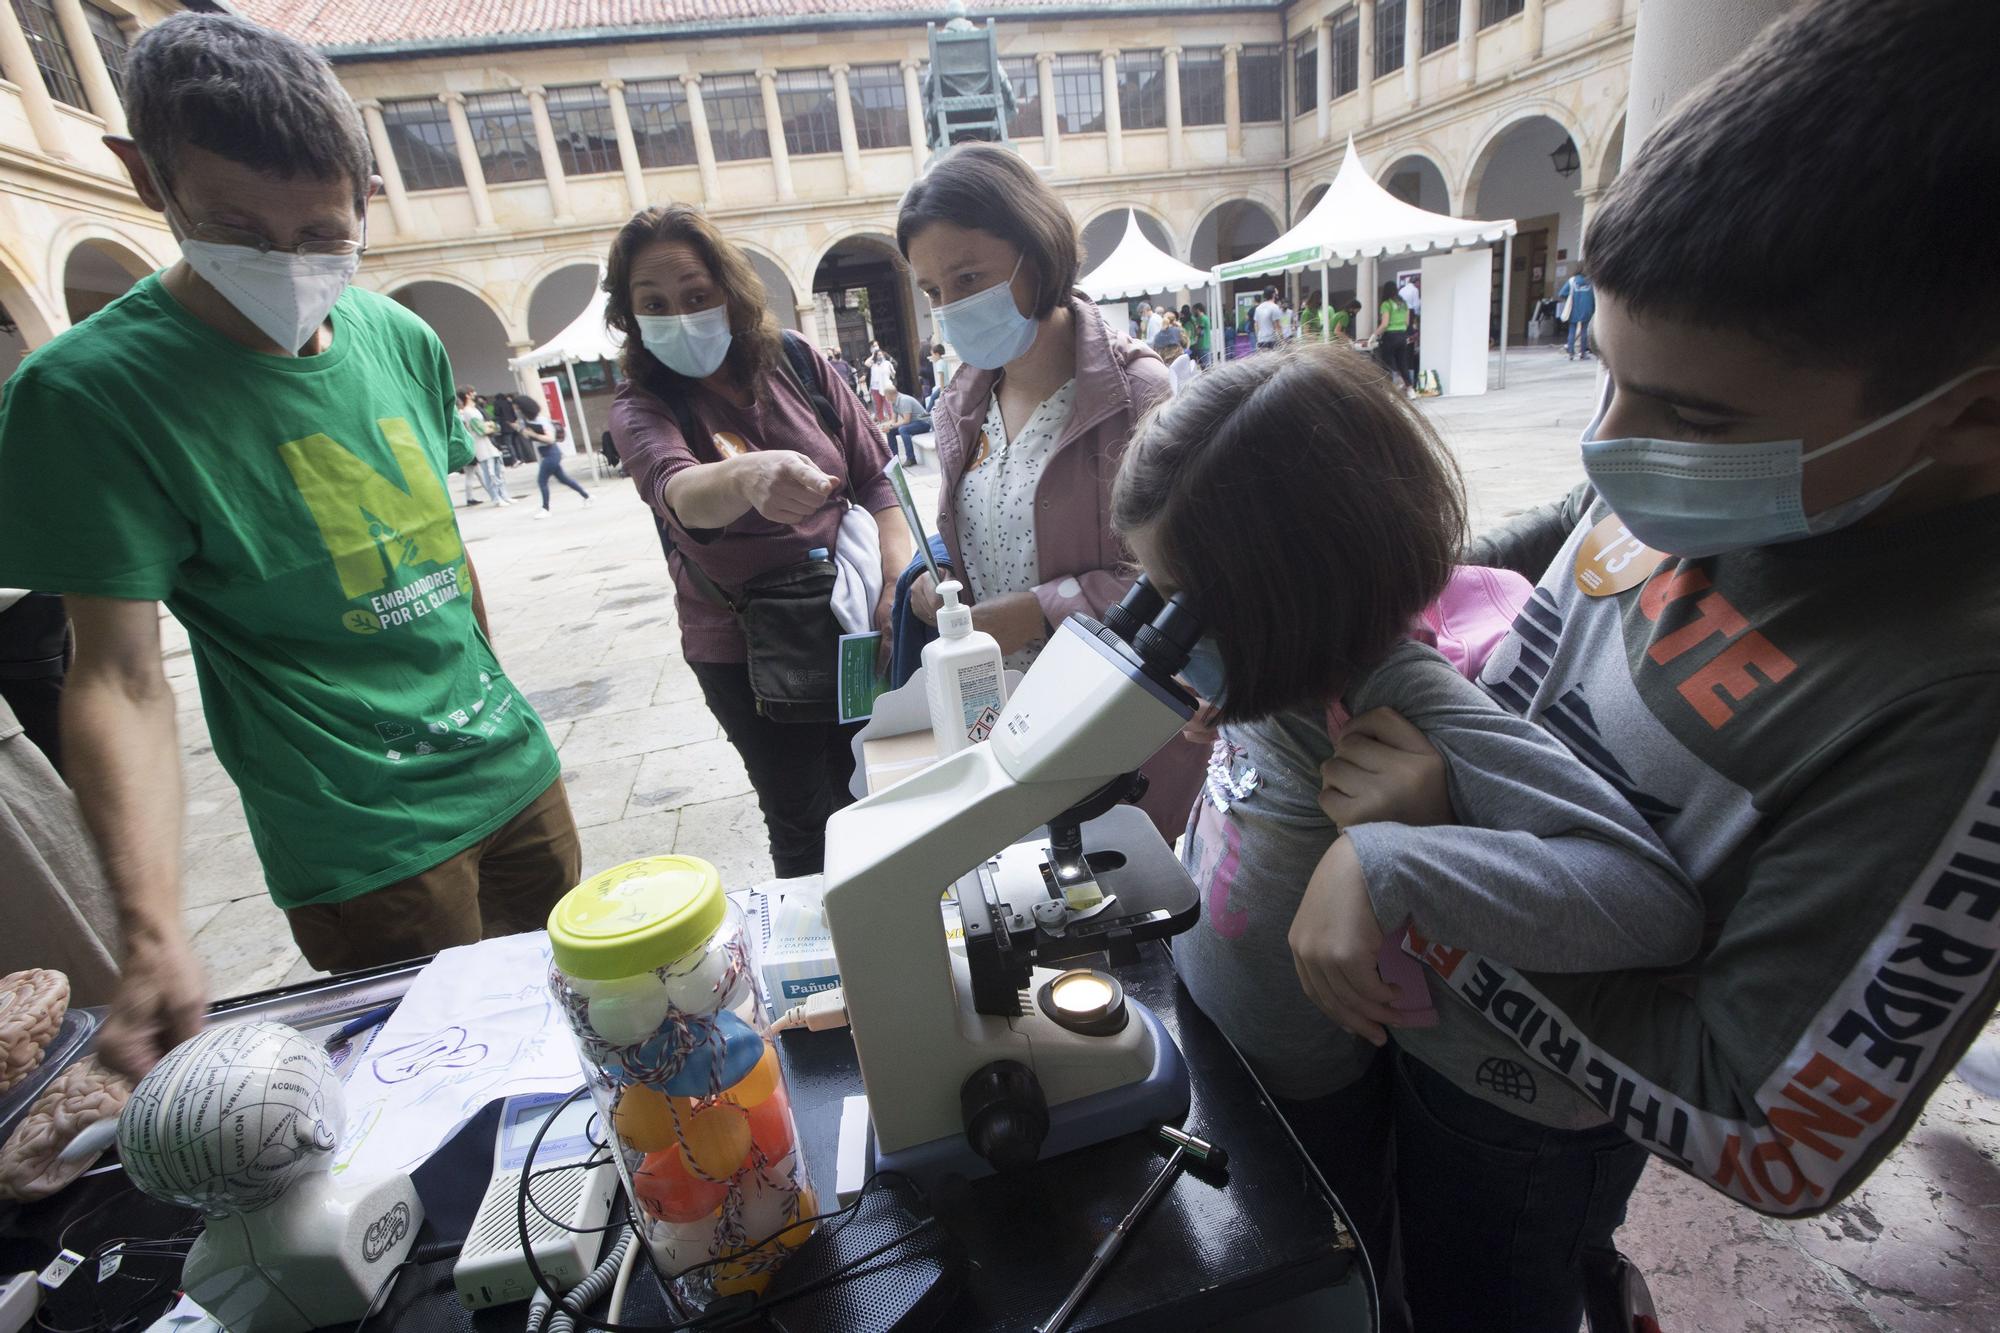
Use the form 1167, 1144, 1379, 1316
923, 580, 1007, 757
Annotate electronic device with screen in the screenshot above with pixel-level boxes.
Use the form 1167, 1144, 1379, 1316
454, 1089, 616, 1311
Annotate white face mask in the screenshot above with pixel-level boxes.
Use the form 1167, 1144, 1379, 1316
1580, 365, 1994, 558
638, 306, 733, 379
178, 242, 358, 354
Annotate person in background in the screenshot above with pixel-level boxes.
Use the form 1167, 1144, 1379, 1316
889, 387, 931, 466
1279, 298, 1296, 344
896, 142, 1203, 840
1149, 312, 1186, 357
867, 343, 897, 422
1191, 302, 1212, 366
1397, 275, 1421, 316
519, 394, 592, 519
0, 590, 69, 774
1162, 337, 1200, 397
1557, 267, 1596, 361
927, 342, 954, 409
491, 386, 524, 465
607, 204, 911, 877
1376, 281, 1417, 393
1299, 290, 1325, 342
457, 386, 510, 507
824, 346, 861, 402
1330, 298, 1362, 343
0, 14, 577, 1077
1253, 286, 1283, 351
1142, 301, 1165, 344
598, 427, 623, 475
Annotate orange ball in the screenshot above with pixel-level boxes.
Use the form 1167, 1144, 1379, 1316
746, 1081, 795, 1162
709, 1256, 773, 1299
725, 1040, 781, 1108
680, 1101, 753, 1180
776, 1186, 818, 1249
613, 1086, 682, 1153
634, 1149, 726, 1224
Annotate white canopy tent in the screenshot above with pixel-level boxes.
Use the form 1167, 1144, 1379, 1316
1077, 210, 1215, 303
509, 273, 623, 473
1212, 141, 1520, 386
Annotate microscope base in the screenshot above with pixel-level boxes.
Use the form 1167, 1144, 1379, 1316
873, 1000, 1188, 1190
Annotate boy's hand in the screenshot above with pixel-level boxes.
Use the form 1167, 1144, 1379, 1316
1288, 837, 1404, 1046
1318, 707, 1454, 829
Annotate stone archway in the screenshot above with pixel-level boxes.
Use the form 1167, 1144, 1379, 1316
1190, 197, 1282, 341
810, 232, 921, 401
61, 237, 153, 324
1077, 204, 1176, 273
1466, 112, 1589, 343
740, 248, 801, 334
1378, 153, 1453, 214
0, 249, 62, 373
388, 280, 515, 395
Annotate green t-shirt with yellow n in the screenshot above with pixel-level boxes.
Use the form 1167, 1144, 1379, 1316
0, 276, 560, 910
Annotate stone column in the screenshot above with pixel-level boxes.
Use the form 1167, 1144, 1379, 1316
1357, 254, 1378, 338
0, 1, 70, 158
756, 68, 794, 201
1163, 46, 1185, 169
523, 85, 574, 222
1222, 43, 1243, 157
1626, 0, 1794, 158
1357, 1, 1376, 126
1458, 0, 1480, 86
900, 60, 927, 175
680, 73, 722, 207
1036, 52, 1062, 171
1315, 20, 1333, 142
604, 79, 646, 213
355, 100, 415, 235
439, 92, 497, 230
51, 0, 123, 135
1099, 49, 1123, 175
1525, 0, 1546, 60
830, 64, 864, 192
1575, 184, 1607, 248
1603, 0, 1627, 31
1403, 0, 1421, 105
796, 302, 820, 342
509, 340, 541, 397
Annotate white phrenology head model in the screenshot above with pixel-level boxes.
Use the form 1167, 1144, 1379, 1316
117, 1021, 345, 1216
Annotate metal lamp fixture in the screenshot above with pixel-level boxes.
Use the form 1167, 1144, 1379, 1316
1550, 137, 1581, 178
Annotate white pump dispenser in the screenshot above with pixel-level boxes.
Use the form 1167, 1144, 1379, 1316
922, 580, 1008, 757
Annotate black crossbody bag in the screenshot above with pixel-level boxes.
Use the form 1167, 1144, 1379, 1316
656, 331, 853, 723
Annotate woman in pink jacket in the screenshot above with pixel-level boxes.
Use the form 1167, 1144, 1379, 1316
897, 143, 1203, 837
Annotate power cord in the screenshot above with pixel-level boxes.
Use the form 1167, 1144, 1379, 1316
515, 1086, 941, 1332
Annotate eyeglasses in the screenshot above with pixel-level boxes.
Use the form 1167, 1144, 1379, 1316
158, 174, 369, 257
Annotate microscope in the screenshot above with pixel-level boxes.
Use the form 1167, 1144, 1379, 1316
824, 579, 1203, 1183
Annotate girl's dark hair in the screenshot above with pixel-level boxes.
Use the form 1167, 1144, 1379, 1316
1112, 345, 1465, 723
1378, 281, 1401, 304
516, 394, 544, 420
604, 204, 782, 406
895, 142, 1079, 319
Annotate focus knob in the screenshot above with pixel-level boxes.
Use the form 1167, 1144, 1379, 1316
960, 1059, 1049, 1174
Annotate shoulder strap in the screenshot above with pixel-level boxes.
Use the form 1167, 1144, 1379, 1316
778, 329, 845, 443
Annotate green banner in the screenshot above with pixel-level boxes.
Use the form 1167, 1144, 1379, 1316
1218, 246, 1323, 281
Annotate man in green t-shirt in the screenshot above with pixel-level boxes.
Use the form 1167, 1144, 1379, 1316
0, 15, 576, 1078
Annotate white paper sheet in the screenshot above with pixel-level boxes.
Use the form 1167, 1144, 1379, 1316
331, 931, 586, 1183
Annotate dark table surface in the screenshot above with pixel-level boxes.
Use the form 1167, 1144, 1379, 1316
2, 942, 1373, 1333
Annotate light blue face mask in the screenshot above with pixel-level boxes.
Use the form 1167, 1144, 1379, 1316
1179, 637, 1227, 706
638, 306, 733, 379
1579, 366, 1992, 559
933, 256, 1038, 371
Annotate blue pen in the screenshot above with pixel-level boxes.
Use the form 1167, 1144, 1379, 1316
324, 1003, 399, 1050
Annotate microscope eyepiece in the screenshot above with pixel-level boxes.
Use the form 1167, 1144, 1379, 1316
1131, 592, 1202, 676
1104, 575, 1166, 646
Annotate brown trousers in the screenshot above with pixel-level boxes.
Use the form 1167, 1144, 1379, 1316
285, 778, 582, 974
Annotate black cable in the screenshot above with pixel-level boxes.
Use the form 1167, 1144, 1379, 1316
525, 1150, 630, 1234
351, 1256, 418, 1333
515, 1086, 943, 1333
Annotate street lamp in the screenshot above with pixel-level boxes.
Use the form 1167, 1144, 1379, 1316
1550, 137, 1580, 178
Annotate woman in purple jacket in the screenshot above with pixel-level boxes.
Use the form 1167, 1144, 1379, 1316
897, 143, 1203, 837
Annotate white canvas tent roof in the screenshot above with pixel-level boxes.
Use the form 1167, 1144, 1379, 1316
509, 273, 622, 369
1216, 141, 1516, 281
1078, 211, 1215, 302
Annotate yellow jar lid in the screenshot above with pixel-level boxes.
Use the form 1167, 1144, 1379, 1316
548, 856, 725, 981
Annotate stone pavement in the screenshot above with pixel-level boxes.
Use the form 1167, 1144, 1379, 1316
164, 346, 1998, 1331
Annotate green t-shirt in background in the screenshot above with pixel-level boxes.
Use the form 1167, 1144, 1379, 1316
0, 277, 561, 909
1380, 300, 1410, 332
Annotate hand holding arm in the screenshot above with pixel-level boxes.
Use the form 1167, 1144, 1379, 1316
1289, 836, 1404, 1046
62, 597, 206, 1080
1318, 707, 1456, 829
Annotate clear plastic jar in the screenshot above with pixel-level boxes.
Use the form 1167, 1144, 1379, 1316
548, 856, 815, 1304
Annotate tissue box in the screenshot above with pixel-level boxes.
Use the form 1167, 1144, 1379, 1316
747, 876, 843, 1008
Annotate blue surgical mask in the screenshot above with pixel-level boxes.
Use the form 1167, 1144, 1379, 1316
1179, 637, 1227, 706
933, 256, 1038, 371
638, 306, 733, 378
1579, 366, 1992, 559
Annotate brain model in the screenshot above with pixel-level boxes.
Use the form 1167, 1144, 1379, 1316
0, 969, 69, 1096
118, 1021, 344, 1217
0, 1058, 130, 1201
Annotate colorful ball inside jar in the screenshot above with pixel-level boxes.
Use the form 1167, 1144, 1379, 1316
680, 1100, 754, 1181
635, 1148, 727, 1224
